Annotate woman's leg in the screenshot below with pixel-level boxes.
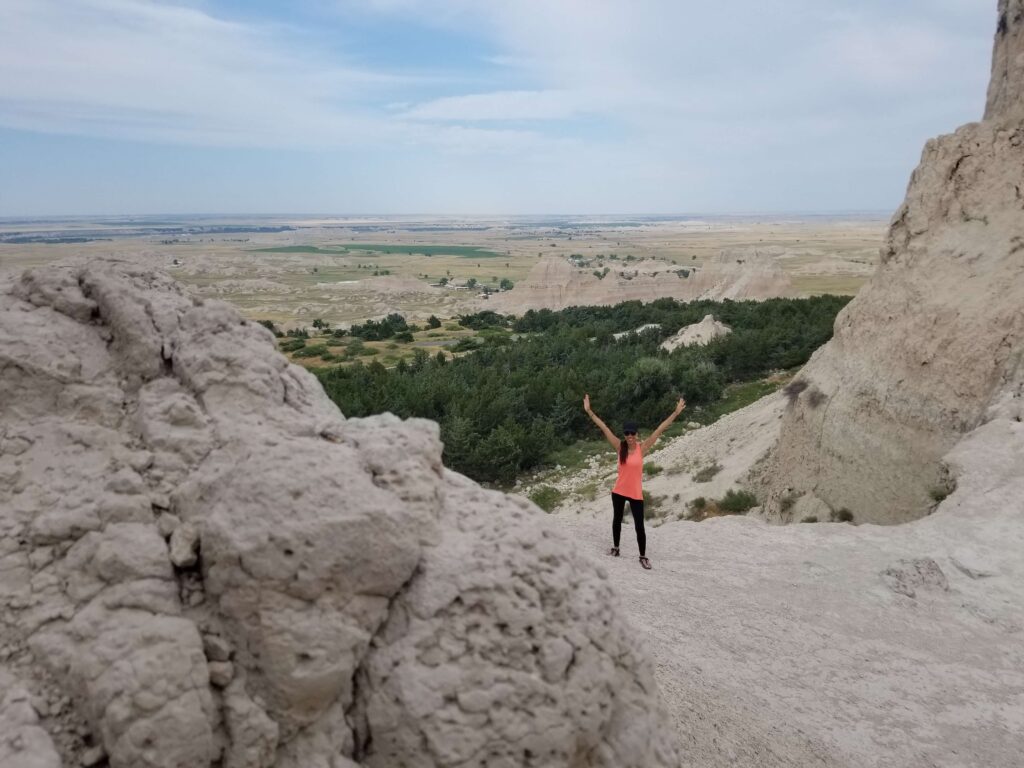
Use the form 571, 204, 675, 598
628, 496, 646, 557
611, 493, 626, 549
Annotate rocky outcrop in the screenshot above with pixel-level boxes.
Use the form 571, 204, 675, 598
761, 0, 1024, 524
660, 314, 732, 352
487, 251, 793, 313
0, 259, 677, 768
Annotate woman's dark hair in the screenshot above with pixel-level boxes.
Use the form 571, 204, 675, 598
619, 439, 628, 464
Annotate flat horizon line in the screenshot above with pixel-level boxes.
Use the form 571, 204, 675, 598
0, 210, 894, 222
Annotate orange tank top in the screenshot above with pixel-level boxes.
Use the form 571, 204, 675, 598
612, 445, 643, 500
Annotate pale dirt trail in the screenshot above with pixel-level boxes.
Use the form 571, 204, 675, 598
554, 513, 840, 767
554, 503, 1024, 768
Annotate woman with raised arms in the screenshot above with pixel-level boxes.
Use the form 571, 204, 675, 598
583, 393, 686, 570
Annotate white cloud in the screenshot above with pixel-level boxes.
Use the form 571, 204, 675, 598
403, 89, 595, 121
0, 0, 999, 213
0, 0, 549, 153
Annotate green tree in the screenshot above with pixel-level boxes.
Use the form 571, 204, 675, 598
427, 315, 442, 329
472, 425, 522, 485
499, 278, 514, 291
257, 319, 282, 337
466, 278, 478, 289
441, 415, 478, 472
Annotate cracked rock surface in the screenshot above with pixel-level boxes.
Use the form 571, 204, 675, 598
0, 260, 677, 768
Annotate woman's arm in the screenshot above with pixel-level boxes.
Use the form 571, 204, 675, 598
584, 394, 620, 449
641, 397, 686, 453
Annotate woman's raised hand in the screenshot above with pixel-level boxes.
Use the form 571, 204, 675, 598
674, 396, 687, 414
583, 393, 591, 413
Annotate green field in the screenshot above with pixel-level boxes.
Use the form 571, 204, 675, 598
252, 243, 503, 258
250, 245, 348, 254
344, 243, 503, 258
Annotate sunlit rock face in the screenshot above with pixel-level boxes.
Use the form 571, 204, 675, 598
762, 0, 1024, 525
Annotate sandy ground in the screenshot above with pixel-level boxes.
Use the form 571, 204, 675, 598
547, 395, 1024, 768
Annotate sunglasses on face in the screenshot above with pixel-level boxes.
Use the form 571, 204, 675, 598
624, 431, 637, 436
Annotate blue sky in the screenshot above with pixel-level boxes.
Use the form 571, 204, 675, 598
0, 0, 997, 216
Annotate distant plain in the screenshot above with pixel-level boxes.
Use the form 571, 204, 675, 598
0, 213, 887, 331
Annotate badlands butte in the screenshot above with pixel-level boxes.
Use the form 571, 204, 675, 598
2, 4, 1023, 768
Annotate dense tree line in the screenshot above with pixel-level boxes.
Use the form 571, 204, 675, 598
347, 313, 410, 340
316, 296, 850, 485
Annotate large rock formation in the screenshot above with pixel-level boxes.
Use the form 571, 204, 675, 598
0, 260, 678, 768
761, 0, 1024, 524
659, 314, 732, 352
487, 251, 793, 313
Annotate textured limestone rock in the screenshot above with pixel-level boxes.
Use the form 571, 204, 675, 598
0, 670, 61, 768
0, 259, 677, 767
762, 0, 1024, 523
660, 314, 731, 352
352, 472, 678, 768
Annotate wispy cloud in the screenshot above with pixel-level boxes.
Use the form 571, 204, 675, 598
0, 0, 546, 152
0, 0, 999, 214
0, 0, 384, 146
403, 90, 596, 121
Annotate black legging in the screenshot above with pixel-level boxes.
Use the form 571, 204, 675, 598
611, 492, 646, 556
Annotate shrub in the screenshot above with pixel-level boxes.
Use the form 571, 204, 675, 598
643, 491, 663, 515
394, 331, 414, 343
801, 516, 818, 523
693, 462, 722, 483
280, 338, 306, 353
528, 485, 564, 513
427, 315, 442, 329
643, 462, 663, 477
717, 489, 758, 514
783, 379, 808, 404
832, 508, 854, 523
453, 337, 481, 352
258, 319, 282, 337
929, 487, 950, 503
806, 387, 828, 409
349, 313, 408, 341
294, 344, 329, 358
576, 482, 599, 502
690, 496, 707, 511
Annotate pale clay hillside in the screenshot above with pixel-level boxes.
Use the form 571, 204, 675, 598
1, 2, 1023, 768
